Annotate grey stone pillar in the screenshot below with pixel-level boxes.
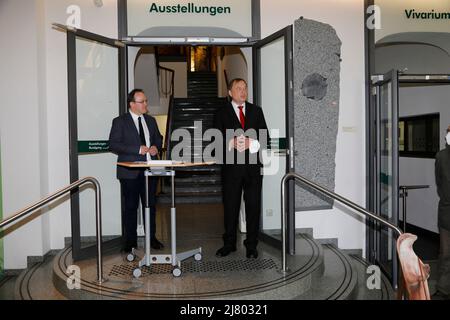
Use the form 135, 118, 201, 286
294, 18, 342, 211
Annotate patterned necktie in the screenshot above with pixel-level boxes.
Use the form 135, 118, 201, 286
238, 106, 245, 129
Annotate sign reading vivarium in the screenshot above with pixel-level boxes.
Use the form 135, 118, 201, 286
375, 0, 450, 42
127, 0, 253, 38
405, 9, 450, 20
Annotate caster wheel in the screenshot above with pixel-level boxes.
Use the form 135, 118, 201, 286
194, 253, 202, 261
126, 253, 135, 262
133, 268, 142, 278
172, 268, 182, 277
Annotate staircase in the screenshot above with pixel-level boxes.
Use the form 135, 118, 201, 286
159, 71, 226, 204
188, 72, 218, 98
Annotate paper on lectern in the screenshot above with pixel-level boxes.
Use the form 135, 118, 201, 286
146, 160, 183, 166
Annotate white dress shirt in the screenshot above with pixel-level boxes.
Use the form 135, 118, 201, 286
129, 110, 151, 161
230, 101, 260, 153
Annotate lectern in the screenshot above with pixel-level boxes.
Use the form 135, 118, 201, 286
118, 160, 215, 277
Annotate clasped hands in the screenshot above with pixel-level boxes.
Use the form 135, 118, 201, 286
229, 135, 252, 153
140, 145, 159, 156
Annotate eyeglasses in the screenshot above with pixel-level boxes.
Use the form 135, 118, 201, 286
134, 100, 148, 104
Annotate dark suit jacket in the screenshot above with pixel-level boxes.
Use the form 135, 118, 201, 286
109, 112, 163, 179
214, 101, 268, 177
436, 145, 450, 230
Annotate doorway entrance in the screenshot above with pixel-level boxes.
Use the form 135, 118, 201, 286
60, 25, 296, 261
368, 69, 450, 286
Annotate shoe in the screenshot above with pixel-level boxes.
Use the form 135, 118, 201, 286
151, 237, 164, 250
121, 241, 137, 253
215, 245, 236, 257
246, 248, 258, 259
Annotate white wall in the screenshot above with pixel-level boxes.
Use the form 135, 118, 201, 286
0, 0, 46, 270
1, 0, 118, 269
134, 48, 160, 109
260, 0, 367, 252
217, 47, 249, 97
375, 43, 450, 74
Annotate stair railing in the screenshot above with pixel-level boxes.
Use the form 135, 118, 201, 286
280, 173, 403, 283
158, 66, 174, 98
224, 69, 229, 88
157, 66, 175, 160
0, 177, 105, 284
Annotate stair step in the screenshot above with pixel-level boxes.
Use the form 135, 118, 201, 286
163, 185, 222, 193
172, 108, 220, 114
295, 243, 358, 300
0, 275, 17, 300
157, 193, 223, 204
8, 220, 395, 300
348, 253, 394, 300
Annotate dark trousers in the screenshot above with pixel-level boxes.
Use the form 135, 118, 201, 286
438, 227, 450, 294
222, 170, 263, 250
120, 174, 158, 247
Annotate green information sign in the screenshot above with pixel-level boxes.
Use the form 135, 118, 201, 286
78, 141, 110, 153
269, 138, 287, 150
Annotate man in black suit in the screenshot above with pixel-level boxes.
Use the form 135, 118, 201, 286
214, 78, 268, 259
435, 125, 450, 297
109, 89, 164, 253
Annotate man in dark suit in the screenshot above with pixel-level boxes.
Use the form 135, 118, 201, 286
435, 125, 450, 297
214, 78, 268, 259
109, 89, 164, 253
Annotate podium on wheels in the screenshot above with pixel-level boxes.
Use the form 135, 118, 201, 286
118, 161, 214, 278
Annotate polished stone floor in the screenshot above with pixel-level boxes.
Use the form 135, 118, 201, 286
9, 203, 331, 300
0, 203, 420, 300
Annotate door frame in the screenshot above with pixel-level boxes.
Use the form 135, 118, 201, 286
252, 25, 296, 254
66, 27, 127, 261
369, 69, 399, 286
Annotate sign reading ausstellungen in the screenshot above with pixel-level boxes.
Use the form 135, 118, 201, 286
126, 0, 254, 39
149, 3, 232, 16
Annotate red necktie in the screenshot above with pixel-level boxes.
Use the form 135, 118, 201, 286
238, 105, 245, 129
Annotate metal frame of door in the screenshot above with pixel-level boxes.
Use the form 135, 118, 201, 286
252, 26, 296, 254
65, 27, 128, 261
370, 69, 399, 286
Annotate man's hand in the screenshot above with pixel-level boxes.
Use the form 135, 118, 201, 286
139, 146, 150, 155
149, 145, 158, 157
229, 135, 252, 153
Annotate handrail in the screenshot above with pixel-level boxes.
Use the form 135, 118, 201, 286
158, 66, 174, 98
224, 69, 229, 88
159, 65, 175, 159
280, 172, 403, 273
0, 177, 105, 284
164, 95, 174, 158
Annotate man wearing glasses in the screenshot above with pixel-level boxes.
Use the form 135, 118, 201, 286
109, 89, 164, 254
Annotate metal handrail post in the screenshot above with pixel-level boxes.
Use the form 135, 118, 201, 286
280, 174, 288, 273
0, 177, 105, 284
400, 187, 407, 232
281, 172, 403, 273
92, 178, 104, 284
